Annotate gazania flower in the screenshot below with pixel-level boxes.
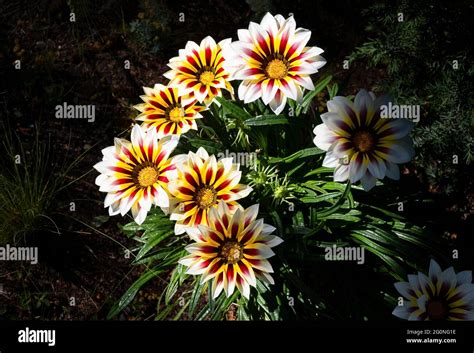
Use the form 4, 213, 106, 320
224, 13, 326, 114
164, 36, 234, 105
313, 89, 415, 190
134, 84, 206, 138
393, 259, 474, 321
167, 147, 252, 235
179, 202, 283, 299
94, 125, 178, 224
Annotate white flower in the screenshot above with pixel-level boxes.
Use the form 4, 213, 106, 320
94, 125, 179, 224
393, 259, 474, 321
224, 12, 326, 114
313, 89, 415, 190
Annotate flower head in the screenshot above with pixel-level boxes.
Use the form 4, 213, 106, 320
94, 125, 178, 224
225, 13, 326, 114
134, 84, 206, 138
164, 36, 234, 105
179, 202, 283, 299
167, 147, 252, 235
313, 89, 415, 190
393, 259, 474, 321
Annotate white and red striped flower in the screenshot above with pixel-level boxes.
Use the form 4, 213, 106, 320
164, 36, 234, 105
313, 89, 415, 190
393, 259, 474, 321
134, 84, 206, 138
224, 12, 326, 114
94, 125, 178, 224
167, 147, 252, 235
179, 201, 283, 299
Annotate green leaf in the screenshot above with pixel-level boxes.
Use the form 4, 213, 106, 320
316, 182, 352, 218
172, 300, 190, 320
244, 115, 289, 126
303, 167, 334, 178
210, 291, 240, 320
188, 279, 205, 318
107, 266, 164, 319
300, 192, 341, 204
134, 230, 174, 262
268, 147, 325, 164
297, 75, 332, 115
165, 264, 188, 305
186, 138, 223, 154
155, 301, 178, 320
327, 83, 339, 99
215, 97, 252, 121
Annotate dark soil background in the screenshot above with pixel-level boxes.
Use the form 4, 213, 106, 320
0, 0, 472, 320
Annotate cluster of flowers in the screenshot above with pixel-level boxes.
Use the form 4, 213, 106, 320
94, 13, 415, 299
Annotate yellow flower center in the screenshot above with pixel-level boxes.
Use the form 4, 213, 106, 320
137, 166, 159, 187
220, 241, 243, 264
168, 107, 185, 122
195, 186, 217, 209
265, 59, 288, 79
199, 71, 215, 85
352, 131, 375, 153
426, 300, 449, 320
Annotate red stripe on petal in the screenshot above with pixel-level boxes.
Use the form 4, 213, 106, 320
155, 150, 166, 165
112, 178, 133, 185
195, 209, 203, 225
186, 55, 200, 71
199, 245, 216, 254
192, 49, 204, 67
216, 179, 231, 191
231, 223, 239, 237
160, 164, 176, 173
158, 176, 168, 183
209, 259, 223, 274
184, 203, 195, 212
240, 230, 254, 244
192, 164, 201, 182
219, 194, 231, 201
214, 221, 224, 234
286, 43, 298, 60
178, 66, 196, 76
208, 231, 221, 244
244, 248, 259, 257
185, 173, 198, 187
222, 214, 229, 228
279, 30, 289, 54
215, 167, 224, 181
183, 215, 192, 225
121, 147, 139, 165
159, 91, 171, 106
227, 265, 234, 282
205, 168, 213, 184
111, 166, 131, 175
186, 80, 198, 89
238, 262, 250, 276
178, 186, 194, 195
205, 46, 212, 65
147, 143, 154, 160
200, 259, 212, 269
